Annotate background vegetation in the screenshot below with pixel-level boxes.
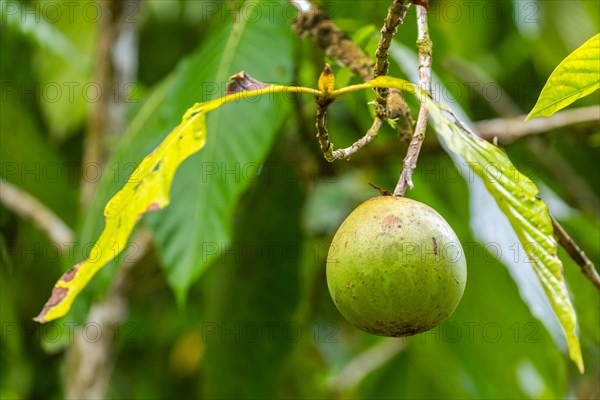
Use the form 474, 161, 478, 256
1, 0, 599, 398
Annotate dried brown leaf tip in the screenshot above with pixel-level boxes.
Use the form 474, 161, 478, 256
33, 260, 85, 322
411, 0, 429, 10
33, 287, 68, 323
225, 71, 270, 95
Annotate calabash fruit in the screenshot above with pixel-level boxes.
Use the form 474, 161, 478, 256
326, 196, 466, 336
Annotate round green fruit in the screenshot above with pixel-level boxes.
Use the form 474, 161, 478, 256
326, 196, 466, 337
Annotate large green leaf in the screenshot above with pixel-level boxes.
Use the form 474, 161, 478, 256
424, 99, 584, 372
37, 0, 298, 322
146, 5, 293, 304
527, 34, 599, 120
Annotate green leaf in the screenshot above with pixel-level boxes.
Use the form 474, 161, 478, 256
74, 3, 294, 309
527, 34, 600, 120
425, 100, 584, 373
367, 75, 583, 371
146, 6, 294, 304
390, 43, 571, 355
0, 1, 91, 68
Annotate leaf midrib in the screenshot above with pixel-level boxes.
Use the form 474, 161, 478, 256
534, 80, 600, 114
186, 3, 257, 289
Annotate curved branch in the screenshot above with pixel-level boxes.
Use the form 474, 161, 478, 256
551, 216, 600, 292
476, 105, 600, 144
329, 118, 383, 160
329, 338, 406, 393
0, 181, 73, 248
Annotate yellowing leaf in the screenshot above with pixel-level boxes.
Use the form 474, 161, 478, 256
34, 83, 318, 323
527, 34, 600, 120
34, 101, 209, 323
426, 100, 584, 373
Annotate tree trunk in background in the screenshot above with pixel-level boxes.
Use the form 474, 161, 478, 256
66, 0, 139, 398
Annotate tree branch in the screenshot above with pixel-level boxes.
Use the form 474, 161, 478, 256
374, 0, 411, 120
331, 106, 599, 167
315, 100, 334, 160
65, 228, 152, 399
329, 118, 383, 160
0, 181, 73, 248
293, 3, 412, 159
394, 5, 431, 196
293, 8, 375, 81
66, 1, 139, 398
329, 338, 406, 394
80, 0, 125, 209
551, 216, 600, 292
476, 105, 600, 144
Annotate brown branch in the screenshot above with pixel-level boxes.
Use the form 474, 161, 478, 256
394, 5, 431, 196
527, 137, 600, 216
315, 64, 336, 160
329, 118, 383, 160
551, 216, 600, 292
343, 107, 599, 164
66, 1, 139, 398
374, 0, 411, 120
80, 0, 123, 209
476, 105, 600, 144
293, 9, 375, 81
315, 63, 384, 162
0, 181, 73, 248
315, 103, 334, 160
293, 4, 412, 157
374, 1, 410, 78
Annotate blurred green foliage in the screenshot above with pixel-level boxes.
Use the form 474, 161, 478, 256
1, 0, 598, 399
